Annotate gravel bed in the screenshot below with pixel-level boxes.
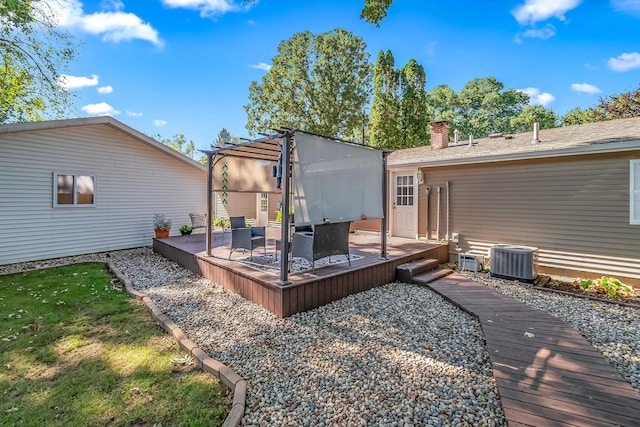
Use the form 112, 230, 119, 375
3, 248, 639, 425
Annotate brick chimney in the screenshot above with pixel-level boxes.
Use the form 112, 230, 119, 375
430, 121, 449, 150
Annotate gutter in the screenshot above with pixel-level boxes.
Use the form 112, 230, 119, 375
388, 139, 640, 169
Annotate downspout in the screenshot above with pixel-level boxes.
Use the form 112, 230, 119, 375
381, 152, 389, 259
279, 132, 292, 285
425, 186, 431, 240
436, 186, 441, 241
446, 181, 450, 240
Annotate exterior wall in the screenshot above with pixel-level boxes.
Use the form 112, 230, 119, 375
212, 191, 257, 220
417, 152, 640, 283
212, 157, 276, 192
0, 124, 207, 265
268, 192, 282, 221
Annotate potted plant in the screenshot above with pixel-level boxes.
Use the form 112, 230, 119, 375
180, 225, 193, 236
153, 213, 171, 238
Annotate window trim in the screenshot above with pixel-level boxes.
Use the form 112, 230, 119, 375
632, 160, 640, 225
53, 171, 97, 208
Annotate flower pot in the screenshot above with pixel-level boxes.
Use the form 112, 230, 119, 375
180, 230, 192, 236
155, 229, 170, 239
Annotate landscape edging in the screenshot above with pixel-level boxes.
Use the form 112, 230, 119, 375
107, 262, 245, 427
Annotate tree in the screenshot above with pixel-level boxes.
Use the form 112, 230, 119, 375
398, 59, 428, 148
509, 105, 559, 133
212, 128, 238, 148
245, 28, 372, 139
456, 77, 530, 138
0, 0, 79, 122
591, 84, 640, 121
360, 0, 394, 27
369, 50, 399, 148
561, 107, 596, 126
369, 51, 428, 149
0, 54, 44, 122
153, 133, 199, 159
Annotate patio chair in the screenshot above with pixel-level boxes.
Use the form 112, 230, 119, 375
229, 216, 266, 260
187, 213, 207, 242
291, 221, 351, 272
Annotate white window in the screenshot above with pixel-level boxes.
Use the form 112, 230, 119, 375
53, 172, 96, 207
260, 193, 268, 212
396, 175, 414, 206
631, 160, 640, 224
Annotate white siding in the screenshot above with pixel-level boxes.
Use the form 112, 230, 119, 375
0, 124, 207, 265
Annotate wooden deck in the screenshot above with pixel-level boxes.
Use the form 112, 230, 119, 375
427, 272, 640, 427
153, 228, 449, 317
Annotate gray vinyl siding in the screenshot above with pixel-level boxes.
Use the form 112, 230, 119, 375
0, 124, 206, 265
418, 151, 640, 282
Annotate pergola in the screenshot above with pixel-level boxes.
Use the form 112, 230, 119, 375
201, 129, 389, 285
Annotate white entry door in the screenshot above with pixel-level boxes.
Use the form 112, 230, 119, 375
257, 193, 269, 226
392, 172, 418, 238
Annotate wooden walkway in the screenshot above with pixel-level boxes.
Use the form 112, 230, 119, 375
426, 272, 640, 427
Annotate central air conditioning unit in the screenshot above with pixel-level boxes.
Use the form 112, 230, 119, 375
490, 244, 538, 283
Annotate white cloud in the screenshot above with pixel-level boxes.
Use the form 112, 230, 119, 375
161, 0, 250, 17
608, 52, 640, 72
611, 0, 640, 14
251, 62, 271, 71
126, 110, 143, 117
571, 83, 602, 94
82, 102, 120, 116
512, 0, 582, 25
47, 0, 162, 46
58, 74, 99, 90
154, 119, 168, 126
518, 87, 556, 106
520, 24, 556, 40
97, 85, 113, 94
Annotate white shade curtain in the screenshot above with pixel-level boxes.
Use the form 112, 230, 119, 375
292, 133, 384, 226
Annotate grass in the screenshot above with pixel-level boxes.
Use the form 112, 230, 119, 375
0, 263, 229, 426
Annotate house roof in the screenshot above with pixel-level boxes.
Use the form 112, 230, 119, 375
388, 116, 640, 168
0, 116, 207, 172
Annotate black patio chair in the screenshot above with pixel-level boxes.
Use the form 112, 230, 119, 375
229, 216, 266, 260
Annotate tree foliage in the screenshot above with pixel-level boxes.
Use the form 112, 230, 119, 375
0, 0, 79, 122
369, 51, 428, 149
560, 84, 640, 126
591, 84, 640, 121
360, 0, 393, 27
424, 77, 558, 142
561, 106, 596, 126
153, 133, 199, 160
213, 128, 235, 148
245, 28, 372, 139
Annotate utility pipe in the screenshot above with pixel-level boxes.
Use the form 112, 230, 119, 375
436, 186, 441, 241
425, 186, 431, 240
446, 181, 450, 241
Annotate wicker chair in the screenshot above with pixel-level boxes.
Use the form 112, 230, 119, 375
229, 216, 266, 260
291, 221, 351, 272
187, 213, 207, 242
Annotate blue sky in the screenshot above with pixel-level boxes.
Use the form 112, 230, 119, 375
52, 0, 640, 152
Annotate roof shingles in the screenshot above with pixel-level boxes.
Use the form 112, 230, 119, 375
388, 117, 640, 167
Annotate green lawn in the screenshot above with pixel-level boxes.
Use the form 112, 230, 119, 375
0, 263, 229, 427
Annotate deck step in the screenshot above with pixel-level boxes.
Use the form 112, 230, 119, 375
412, 268, 452, 285
396, 258, 440, 283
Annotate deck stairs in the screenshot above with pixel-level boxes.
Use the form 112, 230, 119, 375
395, 257, 452, 285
